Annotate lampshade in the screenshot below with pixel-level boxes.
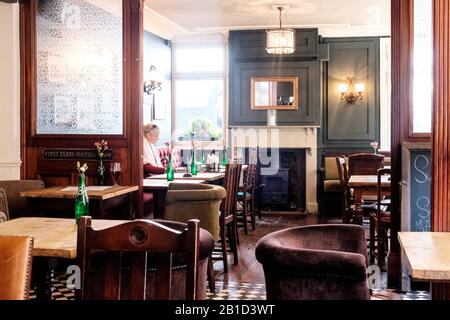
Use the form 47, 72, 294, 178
266, 7, 295, 55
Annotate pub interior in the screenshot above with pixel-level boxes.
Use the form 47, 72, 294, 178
1, 0, 450, 304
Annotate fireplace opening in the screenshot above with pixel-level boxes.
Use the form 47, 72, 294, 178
244, 148, 306, 212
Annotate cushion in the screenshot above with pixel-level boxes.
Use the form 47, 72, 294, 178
324, 180, 341, 192
324, 157, 339, 180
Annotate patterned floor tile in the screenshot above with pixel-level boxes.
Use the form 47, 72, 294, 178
29, 272, 430, 301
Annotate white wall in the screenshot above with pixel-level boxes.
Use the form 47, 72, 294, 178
0, 3, 21, 180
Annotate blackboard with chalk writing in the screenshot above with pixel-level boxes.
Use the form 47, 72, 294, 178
410, 150, 431, 231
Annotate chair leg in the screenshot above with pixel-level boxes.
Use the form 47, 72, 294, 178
243, 199, 249, 235
369, 217, 375, 264
229, 221, 239, 265
207, 256, 215, 293
376, 228, 383, 268
220, 225, 228, 273
250, 196, 256, 231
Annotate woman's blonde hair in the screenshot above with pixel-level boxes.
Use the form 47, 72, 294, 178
144, 123, 159, 136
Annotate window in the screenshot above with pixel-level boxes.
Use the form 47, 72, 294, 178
412, 0, 433, 134
173, 43, 225, 142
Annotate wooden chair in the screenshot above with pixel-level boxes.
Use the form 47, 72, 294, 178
369, 168, 391, 268
214, 162, 241, 273
237, 163, 257, 234
348, 153, 384, 216
336, 156, 361, 224
348, 153, 384, 176
77, 216, 200, 300
0, 235, 34, 300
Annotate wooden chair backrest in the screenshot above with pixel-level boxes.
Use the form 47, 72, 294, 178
243, 163, 257, 193
336, 156, 350, 208
348, 153, 384, 176
221, 163, 242, 217
77, 216, 200, 300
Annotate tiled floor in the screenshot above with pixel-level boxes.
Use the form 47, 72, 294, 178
29, 272, 429, 301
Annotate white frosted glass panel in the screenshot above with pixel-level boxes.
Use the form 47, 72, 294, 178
412, 0, 433, 134
36, 0, 123, 135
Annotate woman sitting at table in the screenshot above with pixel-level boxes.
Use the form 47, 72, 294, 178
143, 123, 166, 175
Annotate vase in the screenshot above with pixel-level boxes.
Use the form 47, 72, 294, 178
97, 159, 105, 186
75, 173, 89, 222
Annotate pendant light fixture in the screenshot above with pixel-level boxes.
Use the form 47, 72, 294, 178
266, 6, 295, 55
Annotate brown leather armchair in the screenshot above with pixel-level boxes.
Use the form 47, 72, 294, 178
0, 235, 34, 300
255, 224, 370, 300
0, 180, 45, 219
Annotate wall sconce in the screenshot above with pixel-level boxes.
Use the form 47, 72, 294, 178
338, 78, 364, 105
143, 65, 162, 95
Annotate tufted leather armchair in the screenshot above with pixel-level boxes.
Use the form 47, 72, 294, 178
0, 235, 34, 300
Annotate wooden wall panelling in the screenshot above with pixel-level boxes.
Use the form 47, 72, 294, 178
431, 0, 450, 300
229, 29, 319, 60
229, 60, 321, 126
322, 38, 380, 148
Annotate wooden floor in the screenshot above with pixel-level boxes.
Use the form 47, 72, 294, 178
213, 212, 334, 284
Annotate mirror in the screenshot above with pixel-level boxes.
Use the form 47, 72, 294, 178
251, 77, 298, 110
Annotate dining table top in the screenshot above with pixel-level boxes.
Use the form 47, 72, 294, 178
0, 217, 127, 259
347, 175, 391, 188
143, 179, 206, 189
398, 232, 450, 282
20, 185, 139, 200
147, 171, 225, 182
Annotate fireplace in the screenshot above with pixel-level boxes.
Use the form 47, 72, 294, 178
245, 148, 306, 211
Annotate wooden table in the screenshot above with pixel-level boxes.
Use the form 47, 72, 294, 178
398, 232, 450, 284
0, 217, 125, 300
347, 175, 391, 206
143, 179, 206, 219
21, 185, 139, 220
148, 172, 225, 182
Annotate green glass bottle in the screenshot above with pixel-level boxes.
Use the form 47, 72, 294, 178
75, 173, 89, 223
166, 153, 174, 181
191, 148, 198, 176
222, 147, 228, 166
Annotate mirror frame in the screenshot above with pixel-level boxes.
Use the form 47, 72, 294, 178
250, 77, 299, 111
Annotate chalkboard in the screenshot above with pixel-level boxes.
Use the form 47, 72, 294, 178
410, 150, 431, 231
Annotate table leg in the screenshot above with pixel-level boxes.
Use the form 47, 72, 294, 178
34, 257, 58, 300
152, 190, 167, 219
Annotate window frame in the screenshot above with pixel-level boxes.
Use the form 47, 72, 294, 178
21, 0, 129, 148
171, 41, 227, 147
408, 0, 433, 140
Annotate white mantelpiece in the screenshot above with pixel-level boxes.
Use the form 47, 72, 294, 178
229, 126, 318, 213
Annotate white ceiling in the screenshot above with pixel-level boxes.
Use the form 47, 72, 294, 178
144, 0, 391, 39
